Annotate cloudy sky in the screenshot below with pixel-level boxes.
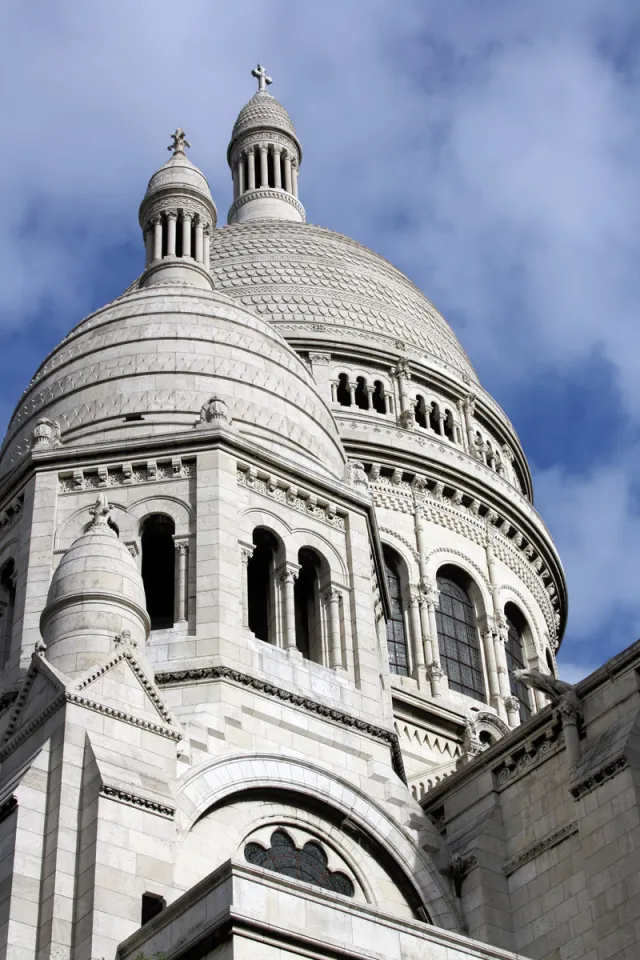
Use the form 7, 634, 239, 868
2, 1, 639, 681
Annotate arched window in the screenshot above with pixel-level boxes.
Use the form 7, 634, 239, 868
443, 409, 455, 442
384, 549, 408, 677
429, 402, 441, 433
141, 515, 175, 630
247, 528, 279, 644
504, 603, 532, 720
294, 548, 322, 662
0, 560, 16, 669
372, 380, 386, 414
414, 395, 427, 429
354, 377, 368, 410
435, 566, 485, 700
336, 373, 351, 407
245, 829, 354, 897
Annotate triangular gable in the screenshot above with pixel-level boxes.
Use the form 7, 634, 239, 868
2, 653, 67, 747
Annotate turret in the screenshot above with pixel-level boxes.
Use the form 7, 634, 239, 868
227, 65, 305, 224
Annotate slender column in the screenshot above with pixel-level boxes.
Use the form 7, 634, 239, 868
291, 159, 299, 197
495, 631, 514, 722
194, 215, 204, 262
485, 536, 510, 719
391, 358, 412, 426
174, 539, 189, 624
272, 146, 282, 188
409, 587, 426, 688
152, 216, 162, 261
247, 147, 256, 190
437, 411, 446, 437
259, 144, 269, 188
330, 380, 338, 403
283, 152, 292, 193
463, 393, 478, 453
348, 381, 357, 405
280, 562, 300, 653
239, 542, 254, 629
232, 163, 240, 200
182, 212, 192, 258
166, 211, 177, 256
384, 391, 393, 414
365, 386, 374, 409
483, 625, 502, 711
203, 226, 211, 269
238, 155, 245, 195
424, 587, 445, 697
326, 586, 343, 669
144, 228, 153, 267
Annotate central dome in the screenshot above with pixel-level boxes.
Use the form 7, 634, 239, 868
209, 221, 477, 381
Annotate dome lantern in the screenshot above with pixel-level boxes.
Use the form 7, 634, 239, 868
226, 65, 305, 225
138, 129, 217, 291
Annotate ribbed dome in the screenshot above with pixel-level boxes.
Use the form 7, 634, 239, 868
209, 221, 477, 381
232, 91, 297, 141
1, 285, 346, 480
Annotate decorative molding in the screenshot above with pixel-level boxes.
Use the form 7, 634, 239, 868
502, 821, 578, 876
493, 720, 564, 790
99, 784, 175, 819
237, 464, 345, 530
65, 692, 181, 741
59, 457, 196, 493
0, 493, 24, 538
570, 757, 629, 801
74, 648, 177, 728
155, 665, 406, 784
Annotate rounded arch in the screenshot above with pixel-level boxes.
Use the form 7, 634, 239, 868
0, 538, 19, 566
127, 495, 194, 539
242, 507, 292, 546
290, 527, 348, 583
175, 753, 462, 932
504, 601, 534, 721
424, 549, 492, 619
498, 586, 541, 654
433, 561, 488, 702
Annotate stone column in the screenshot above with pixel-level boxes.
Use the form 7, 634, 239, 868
238, 156, 245, 195
280, 562, 300, 653
463, 393, 477, 452
203, 226, 211, 269
424, 581, 445, 697
283, 152, 292, 193
174, 539, 189, 624
330, 380, 339, 403
483, 624, 502, 713
437, 410, 446, 437
239, 541, 254, 629
144, 228, 153, 266
152, 216, 162, 261
325, 586, 343, 669
247, 147, 256, 190
391, 358, 412, 427
194, 216, 204, 262
182, 212, 192, 258
272, 146, 282, 188
409, 586, 426, 687
259, 144, 269, 188
166, 211, 177, 256
495, 629, 516, 724
291, 158, 299, 197
486, 536, 510, 721
232, 163, 239, 200
348, 381, 357, 405
384, 390, 394, 414
365, 386, 374, 409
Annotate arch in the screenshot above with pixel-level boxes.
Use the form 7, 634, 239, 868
498, 585, 541, 652
372, 380, 387, 414
442, 408, 455, 442
127, 495, 194, 539
504, 602, 533, 720
354, 376, 368, 411
414, 395, 427, 430
429, 401, 441, 434
141, 514, 175, 630
0, 558, 16, 670
383, 545, 410, 677
248, 526, 283, 644
175, 753, 462, 932
336, 373, 351, 407
295, 547, 327, 663
435, 564, 486, 701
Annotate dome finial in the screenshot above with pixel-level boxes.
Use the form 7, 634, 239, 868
88, 493, 112, 529
168, 128, 191, 156
251, 64, 272, 92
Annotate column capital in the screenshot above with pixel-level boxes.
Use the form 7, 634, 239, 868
390, 357, 411, 380
279, 561, 300, 584
173, 537, 189, 556
166, 210, 178, 222
239, 540, 255, 564
504, 696, 521, 716
464, 392, 477, 414
426, 662, 445, 683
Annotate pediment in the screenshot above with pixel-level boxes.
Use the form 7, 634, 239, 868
2, 653, 68, 746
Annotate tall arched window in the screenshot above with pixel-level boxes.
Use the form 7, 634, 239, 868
141, 515, 175, 630
0, 560, 16, 669
372, 381, 386, 414
354, 377, 368, 410
429, 402, 441, 433
505, 603, 532, 721
414, 395, 427, 429
384, 549, 408, 676
336, 374, 351, 407
443, 409, 455, 442
294, 548, 323, 662
247, 528, 280, 643
436, 566, 485, 700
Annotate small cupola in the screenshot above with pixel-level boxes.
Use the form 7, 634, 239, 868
139, 130, 217, 290
227, 65, 305, 225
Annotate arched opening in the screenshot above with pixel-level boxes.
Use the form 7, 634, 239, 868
505, 603, 532, 721
545, 647, 554, 674
429, 402, 441, 433
479, 730, 494, 747
337, 374, 351, 407
294, 548, 323, 662
384, 547, 409, 677
267, 151, 275, 188
141, 515, 175, 630
354, 376, 368, 410
435, 565, 485, 700
247, 528, 280, 644
372, 381, 386, 414
0, 559, 16, 670
443, 409, 455, 442
414, 395, 427, 429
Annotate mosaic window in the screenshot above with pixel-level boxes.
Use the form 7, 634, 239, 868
244, 829, 355, 897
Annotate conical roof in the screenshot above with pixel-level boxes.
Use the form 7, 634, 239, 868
232, 90, 297, 139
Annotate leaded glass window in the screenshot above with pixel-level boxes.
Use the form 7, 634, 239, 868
385, 556, 408, 676
505, 604, 531, 721
435, 569, 485, 700
244, 829, 355, 897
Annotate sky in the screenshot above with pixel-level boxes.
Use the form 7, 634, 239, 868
2, 1, 640, 682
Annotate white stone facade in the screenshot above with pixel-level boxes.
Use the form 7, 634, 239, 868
0, 66, 634, 960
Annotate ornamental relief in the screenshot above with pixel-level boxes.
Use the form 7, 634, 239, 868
236, 465, 345, 531
142, 196, 213, 225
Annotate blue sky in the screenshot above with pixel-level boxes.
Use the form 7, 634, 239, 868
2, 1, 640, 682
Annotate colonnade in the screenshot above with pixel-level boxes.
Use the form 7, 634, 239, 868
144, 211, 212, 268
232, 144, 299, 200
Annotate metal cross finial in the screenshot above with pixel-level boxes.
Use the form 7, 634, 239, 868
251, 64, 272, 92
168, 128, 191, 156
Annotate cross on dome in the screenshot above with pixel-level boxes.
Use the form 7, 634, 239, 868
168, 128, 191, 156
251, 64, 272, 92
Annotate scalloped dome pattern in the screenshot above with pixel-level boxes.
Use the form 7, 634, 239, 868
143, 153, 212, 203
209, 222, 477, 381
232, 91, 297, 139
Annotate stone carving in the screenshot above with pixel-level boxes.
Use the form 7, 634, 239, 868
251, 63, 273, 92
513, 669, 578, 713
31, 418, 62, 450
502, 821, 578, 876
344, 460, 369, 492
198, 396, 232, 426
88, 493, 112, 528
168, 128, 191, 156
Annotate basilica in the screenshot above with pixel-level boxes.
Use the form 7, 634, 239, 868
0, 66, 637, 960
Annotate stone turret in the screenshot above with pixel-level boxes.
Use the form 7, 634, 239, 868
227, 65, 305, 224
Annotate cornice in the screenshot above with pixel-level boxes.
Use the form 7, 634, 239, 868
228, 189, 306, 221
569, 756, 629, 800
502, 821, 578, 876
237, 464, 346, 531
99, 784, 175, 819
154, 664, 406, 784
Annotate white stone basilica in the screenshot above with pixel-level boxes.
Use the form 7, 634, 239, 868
0, 67, 638, 960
